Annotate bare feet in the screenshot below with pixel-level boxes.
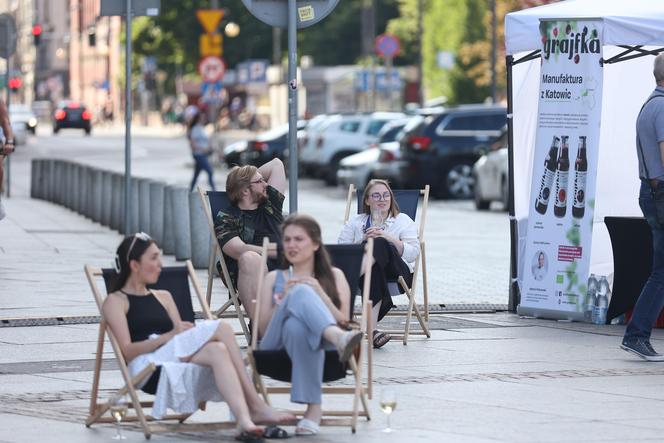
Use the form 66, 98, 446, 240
236, 420, 264, 438
250, 403, 296, 425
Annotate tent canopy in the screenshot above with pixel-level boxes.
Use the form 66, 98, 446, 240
506, 0, 664, 55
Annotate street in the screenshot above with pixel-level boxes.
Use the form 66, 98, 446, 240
6, 126, 511, 310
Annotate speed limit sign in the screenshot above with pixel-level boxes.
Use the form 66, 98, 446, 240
198, 56, 226, 83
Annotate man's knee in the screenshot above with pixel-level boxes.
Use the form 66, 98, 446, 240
238, 251, 262, 271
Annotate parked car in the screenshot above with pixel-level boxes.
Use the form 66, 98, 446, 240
399, 104, 507, 198
9, 104, 38, 135
337, 119, 409, 190
299, 111, 405, 185
473, 128, 509, 211
53, 101, 92, 135
298, 114, 334, 177
223, 139, 248, 168
238, 121, 307, 167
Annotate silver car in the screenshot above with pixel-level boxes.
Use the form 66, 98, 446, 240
472, 129, 508, 210
336, 119, 408, 190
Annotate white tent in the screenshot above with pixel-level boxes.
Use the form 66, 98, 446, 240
504, 0, 664, 308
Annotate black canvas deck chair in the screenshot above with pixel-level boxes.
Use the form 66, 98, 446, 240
197, 187, 251, 342
84, 261, 234, 439
343, 183, 431, 345
247, 238, 374, 433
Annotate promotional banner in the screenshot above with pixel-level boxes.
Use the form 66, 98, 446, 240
518, 19, 604, 320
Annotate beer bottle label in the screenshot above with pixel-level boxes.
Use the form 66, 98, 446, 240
555, 170, 569, 207
573, 171, 587, 209
537, 168, 555, 207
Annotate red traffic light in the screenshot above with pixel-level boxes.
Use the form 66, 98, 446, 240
8, 77, 22, 90
32, 24, 42, 36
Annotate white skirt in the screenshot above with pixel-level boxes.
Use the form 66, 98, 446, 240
127, 319, 224, 419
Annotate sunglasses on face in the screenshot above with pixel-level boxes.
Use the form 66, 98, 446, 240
126, 232, 152, 262
369, 192, 391, 201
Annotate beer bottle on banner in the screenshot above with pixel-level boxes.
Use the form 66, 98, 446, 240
572, 136, 588, 219
535, 136, 560, 215
553, 136, 570, 218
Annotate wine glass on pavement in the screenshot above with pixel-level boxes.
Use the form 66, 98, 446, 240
380, 388, 397, 433
109, 394, 129, 440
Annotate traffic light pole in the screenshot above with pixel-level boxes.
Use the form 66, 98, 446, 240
287, 0, 297, 213
4, 38, 10, 198
124, 0, 132, 235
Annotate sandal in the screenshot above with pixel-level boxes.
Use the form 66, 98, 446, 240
336, 330, 363, 363
295, 418, 320, 436
235, 430, 265, 442
373, 330, 392, 349
264, 425, 289, 439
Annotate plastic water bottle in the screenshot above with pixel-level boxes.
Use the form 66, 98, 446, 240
597, 276, 610, 325
585, 274, 598, 322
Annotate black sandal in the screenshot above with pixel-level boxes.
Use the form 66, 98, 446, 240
264, 425, 289, 439
373, 330, 392, 349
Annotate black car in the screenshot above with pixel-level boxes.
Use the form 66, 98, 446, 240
236, 121, 306, 167
53, 101, 92, 135
399, 105, 507, 198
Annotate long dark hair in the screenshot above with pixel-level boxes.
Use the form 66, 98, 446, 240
109, 234, 157, 292
281, 214, 341, 308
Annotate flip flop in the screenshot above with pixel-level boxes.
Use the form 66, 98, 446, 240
264, 425, 290, 439
373, 330, 392, 349
295, 418, 320, 436
235, 430, 265, 442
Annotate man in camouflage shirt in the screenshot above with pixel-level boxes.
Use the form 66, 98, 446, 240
215, 158, 286, 313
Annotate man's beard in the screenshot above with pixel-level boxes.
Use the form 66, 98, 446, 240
250, 188, 268, 205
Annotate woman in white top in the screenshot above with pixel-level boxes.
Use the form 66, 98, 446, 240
338, 179, 420, 348
187, 110, 216, 192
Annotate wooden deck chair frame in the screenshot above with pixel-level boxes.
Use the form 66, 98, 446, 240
197, 186, 251, 342
84, 260, 235, 439
343, 183, 431, 345
247, 238, 374, 433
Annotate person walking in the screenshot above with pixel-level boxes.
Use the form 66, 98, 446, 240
621, 53, 664, 361
187, 111, 216, 192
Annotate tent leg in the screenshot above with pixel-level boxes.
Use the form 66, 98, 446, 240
506, 54, 520, 313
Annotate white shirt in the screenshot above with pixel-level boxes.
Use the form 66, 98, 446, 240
189, 124, 210, 154
338, 212, 420, 271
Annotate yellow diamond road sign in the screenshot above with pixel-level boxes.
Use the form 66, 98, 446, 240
196, 9, 224, 34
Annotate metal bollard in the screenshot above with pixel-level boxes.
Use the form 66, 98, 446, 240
90, 168, 104, 222
52, 160, 62, 205
138, 178, 152, 234
30, 159, 41, 199
64, 162, 74, 209
77, 165, 88, 216
149, 181, 165, 245
100, 170, 113, 227
129, 177, 140, 234
46, 159, 56, 202
162, 185, 176, 255
189, 191, 211, 269
171, 187, 191, 261
111, 173, 124, 232
55, 160, 66, 206
71, 163, 81, 213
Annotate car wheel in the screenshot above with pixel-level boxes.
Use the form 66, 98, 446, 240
53, 127, 59, 134
324, 157, 342, 186
85, 128, 91, 136
474, 175, 491, 210
444, 161, 475, 199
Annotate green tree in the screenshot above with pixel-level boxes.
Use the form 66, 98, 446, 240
448, 0, 489, 104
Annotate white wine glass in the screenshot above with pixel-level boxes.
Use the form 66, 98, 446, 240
371, 209, 385, 230
109, 394, 129, 440
380, 388, 397, 433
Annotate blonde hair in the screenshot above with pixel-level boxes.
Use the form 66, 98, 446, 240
226, 165, 258, 204
361, 179, 400, 217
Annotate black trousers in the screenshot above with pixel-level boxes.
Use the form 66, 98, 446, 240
360, 237, 413, 323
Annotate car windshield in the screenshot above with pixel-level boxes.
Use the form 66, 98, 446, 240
378, 123, 406, 143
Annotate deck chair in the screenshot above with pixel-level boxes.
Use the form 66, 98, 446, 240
343, 183, 431, 345
247, 238, 374, 433
197, 187, 251, 342
84, 261, 235, 439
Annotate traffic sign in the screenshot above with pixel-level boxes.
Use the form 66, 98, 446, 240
198, 56, 226, 83
375, 33, 400, 59
196, 9, 224, 33
100, 0, 160, 16
199, 33, 223, 57
0, 14, 17, 59
200, 81, 224, 104
241, 0, 340, 29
